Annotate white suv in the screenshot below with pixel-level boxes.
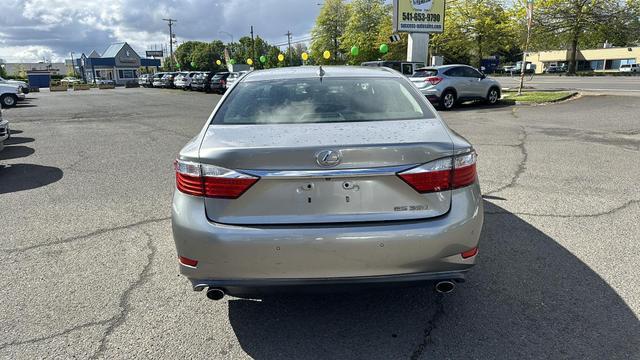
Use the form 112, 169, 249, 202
174, 72, 198, 90
619, 64, 639, 73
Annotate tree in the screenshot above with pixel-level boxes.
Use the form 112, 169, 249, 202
310, 0, 350, 64
531, 0, 625, 73
0, 65, 7, 78
340, 0, 388, 64
376, 4, 408, 61
431, 0, 514, 67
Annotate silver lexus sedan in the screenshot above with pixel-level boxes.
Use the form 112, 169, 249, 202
172, 66, 483, 300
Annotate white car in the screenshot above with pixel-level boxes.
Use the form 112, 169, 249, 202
0, 107, 9, 152
0, 76, 29, 94
619, 64, 639, 73
60, 77, 82, 85
224, 71, 249, 89
0, 83, 25, 108
174, 72, 197, 90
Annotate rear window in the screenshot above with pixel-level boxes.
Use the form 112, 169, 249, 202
212, 77, 434, 125
412, 69, 438, 77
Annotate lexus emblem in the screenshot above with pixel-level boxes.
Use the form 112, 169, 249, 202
316, 150, 341, 167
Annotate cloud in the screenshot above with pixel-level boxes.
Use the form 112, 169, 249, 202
0, 0, 321, 62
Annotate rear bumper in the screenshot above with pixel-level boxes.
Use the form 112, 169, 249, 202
191, 270, 467, 296
172, 183, 483, 285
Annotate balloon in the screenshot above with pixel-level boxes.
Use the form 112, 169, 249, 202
247, 58, 253, 65
176, 62, 180, 68
230, 59, 236, 65
323, 50, 331, 59
278, 54, 285, 62
259, 55, 267, 63
379, 43, 389, 54
190, 61, 196, 67
350, 46, 359, 56
301, 52, 309, 61
216, 59, 222, 66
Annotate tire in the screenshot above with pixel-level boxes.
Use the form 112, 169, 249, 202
439, 90, 456, 110
486, 87, 500, 105
1, 94, 18, 108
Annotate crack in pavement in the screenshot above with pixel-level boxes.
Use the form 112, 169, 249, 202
409, 296, 445, 360
1, 216, 170, 254
485, 199, 640, 218
485, 126, 528, 196
91, 229, 157, 359
0, 319, 112, 351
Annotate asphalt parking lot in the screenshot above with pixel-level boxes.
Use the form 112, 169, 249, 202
1, 88, 639, 359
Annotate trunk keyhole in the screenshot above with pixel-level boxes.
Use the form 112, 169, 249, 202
346, 196, 350, 203
307, 197, 311, 203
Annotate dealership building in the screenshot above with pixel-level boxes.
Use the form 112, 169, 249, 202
525, 46, 639, 74
75, 42, 160, 85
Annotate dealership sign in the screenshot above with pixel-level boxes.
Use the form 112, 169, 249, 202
146, 50, 164, 57
393, 0, 445, 33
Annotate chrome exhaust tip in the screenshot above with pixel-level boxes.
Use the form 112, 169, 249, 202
434, 281, 455, 294
206, 287, 225, 300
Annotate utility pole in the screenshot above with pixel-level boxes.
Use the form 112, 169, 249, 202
70, 52, 76, 77
250, 26, 256, 63
518, 0, 534, 95
162, 18, 177, 70
285, 30, 292, 66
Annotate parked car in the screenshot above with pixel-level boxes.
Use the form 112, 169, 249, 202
225, 71, 249, 90
0, 76, 29, 94
409, 65, 502, 110
175, 72, 198, 90
138, 74, 153, 87
545, 64, 566, 73
95, 78, 115, 85
172, 66, 483, 300
60, 77, 82, 85
0, 107, 9, 152
161, 72, 178, 88
151, 72, 166, 87
361, 60, 426, 76
191, 72, 211, 91
208, 72, 230, 94
619, 63, 639, 73
0, 83, 25, 108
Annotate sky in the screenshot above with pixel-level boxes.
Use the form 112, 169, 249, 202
0, 0, 323, 63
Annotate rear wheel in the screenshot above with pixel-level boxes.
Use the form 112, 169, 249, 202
1, 94, 18, 108
439, 90, 456, 110
486, 87, 500, 105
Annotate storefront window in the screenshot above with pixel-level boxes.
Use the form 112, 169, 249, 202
118, 70, 137, 79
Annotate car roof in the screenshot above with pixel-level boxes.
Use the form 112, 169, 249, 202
244, 66, 398, 82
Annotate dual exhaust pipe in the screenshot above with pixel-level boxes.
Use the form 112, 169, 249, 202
204, 281, 456, 300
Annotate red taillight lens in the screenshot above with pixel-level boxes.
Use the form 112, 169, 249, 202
398, 151, 477, 193
425, 76, 443, 85
452, 152, 477, 189
398, 157, 452, 193
461, 247, 478, 259
178, 256, 198, 267
174, 160, 258, 198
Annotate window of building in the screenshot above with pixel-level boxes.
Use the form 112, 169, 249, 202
118, 69, 137, 79
590, 60, 604, 70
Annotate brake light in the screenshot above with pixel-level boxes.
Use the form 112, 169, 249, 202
174, 159, 258, 198
397, 151, 477, 193
425, 76, 443, 85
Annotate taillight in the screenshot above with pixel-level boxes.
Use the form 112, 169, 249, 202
425, 76, 443, 85
397, 151, 477, 193
174, 159, 258, 198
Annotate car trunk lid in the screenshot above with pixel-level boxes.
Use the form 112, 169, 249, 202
199, 119, 454, 225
